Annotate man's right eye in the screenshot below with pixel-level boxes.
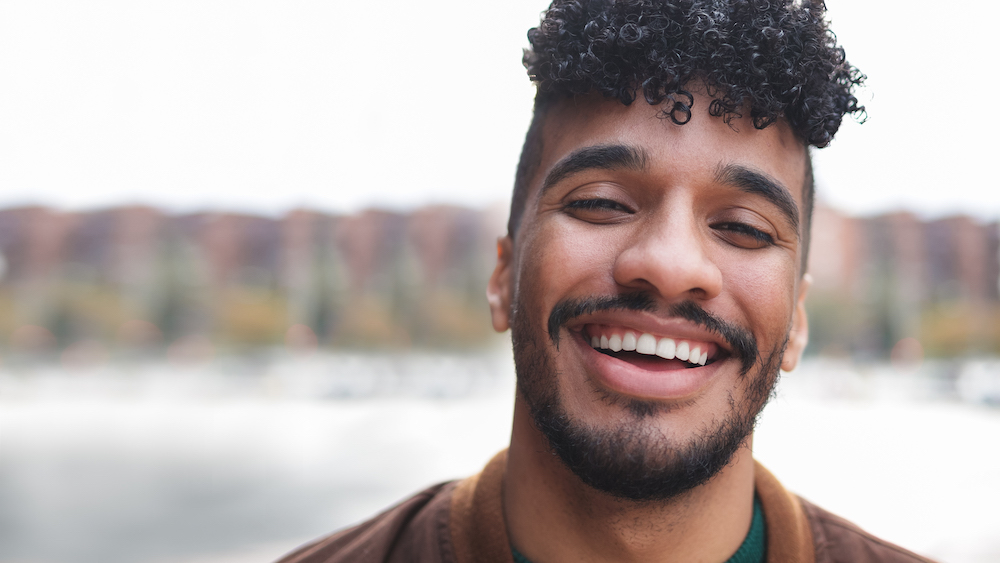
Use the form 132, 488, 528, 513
562, 198, 633, 222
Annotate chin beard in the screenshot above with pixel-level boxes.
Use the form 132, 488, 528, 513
511, 293, 786, 502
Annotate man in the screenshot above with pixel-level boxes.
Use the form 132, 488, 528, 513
279, 1, 932, 561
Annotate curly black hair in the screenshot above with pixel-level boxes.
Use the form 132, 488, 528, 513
508, 0, 866, 267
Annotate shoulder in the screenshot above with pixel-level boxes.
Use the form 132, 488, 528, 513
275, 481, 459, 563
799, 496, 937, 563
753, 460, 935, 563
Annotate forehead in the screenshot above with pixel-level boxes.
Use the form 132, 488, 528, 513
530, 93, 807, 209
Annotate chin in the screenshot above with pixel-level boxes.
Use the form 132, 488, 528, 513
512, 307, 786, 501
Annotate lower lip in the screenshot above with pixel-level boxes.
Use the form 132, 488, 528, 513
574, 331, 722, 400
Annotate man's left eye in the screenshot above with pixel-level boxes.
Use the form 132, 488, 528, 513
711, 222, 775, 248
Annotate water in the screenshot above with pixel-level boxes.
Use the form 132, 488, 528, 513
0, 354, 997, 563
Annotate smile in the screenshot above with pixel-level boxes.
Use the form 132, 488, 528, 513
571, 323, 727, 400
584, 324, 716, 367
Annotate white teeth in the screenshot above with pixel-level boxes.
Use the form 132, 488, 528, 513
676, 341, 690, 361
592, 329, 709, 365
636, 333, 657, 355
608, 334, 622, 352
655, 337, 676, 359
622, 332, 637, 351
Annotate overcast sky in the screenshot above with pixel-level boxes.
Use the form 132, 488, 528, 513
0, 0, 997, 219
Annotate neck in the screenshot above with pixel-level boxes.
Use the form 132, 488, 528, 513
503, 396, 757, 563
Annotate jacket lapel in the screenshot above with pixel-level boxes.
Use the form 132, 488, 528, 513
450, 450, 512, 563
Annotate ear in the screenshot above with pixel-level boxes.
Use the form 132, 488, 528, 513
781, 273, 811, 372
486, 236, 514, 332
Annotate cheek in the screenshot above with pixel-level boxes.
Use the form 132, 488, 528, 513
720, 255, 797, 335
517, 220, 620, 308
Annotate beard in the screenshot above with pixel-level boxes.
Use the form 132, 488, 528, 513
511, 292, 786, 502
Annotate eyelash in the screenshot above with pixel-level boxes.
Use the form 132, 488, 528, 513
713, 222, 775, 245
563, 198, 632, 213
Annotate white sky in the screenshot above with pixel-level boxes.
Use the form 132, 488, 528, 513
0, 0, 997, 219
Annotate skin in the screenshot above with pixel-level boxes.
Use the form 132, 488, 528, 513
487, 90, 812, 563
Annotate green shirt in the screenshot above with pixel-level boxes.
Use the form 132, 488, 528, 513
512, 495, 766, 563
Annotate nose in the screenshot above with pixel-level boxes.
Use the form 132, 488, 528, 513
612, 209, 723, 301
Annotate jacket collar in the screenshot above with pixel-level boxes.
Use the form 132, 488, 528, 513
448, 449, 815, 563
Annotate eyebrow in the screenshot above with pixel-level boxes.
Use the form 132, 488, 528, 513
714, 164, 800, 234
539, 144, 649, 197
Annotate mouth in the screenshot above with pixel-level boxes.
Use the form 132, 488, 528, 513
567, 322, 731, 400
582, 324, 726, 371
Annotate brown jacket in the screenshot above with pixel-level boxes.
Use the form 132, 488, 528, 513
277, 450, 933, 563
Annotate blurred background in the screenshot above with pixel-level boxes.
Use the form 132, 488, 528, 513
0, 0, 998, 562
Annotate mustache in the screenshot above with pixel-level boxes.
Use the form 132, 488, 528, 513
547, 292, 758, 374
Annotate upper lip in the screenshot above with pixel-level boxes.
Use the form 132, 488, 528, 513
563, 310, 733, 355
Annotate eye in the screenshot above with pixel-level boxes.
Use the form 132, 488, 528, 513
562, 198, 634, 223
712, 221, 775, 249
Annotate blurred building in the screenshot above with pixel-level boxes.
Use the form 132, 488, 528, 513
807, 203, 1000, 358
0, 204, 505, 361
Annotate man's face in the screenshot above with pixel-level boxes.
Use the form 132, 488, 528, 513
488, 91, 811, 500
